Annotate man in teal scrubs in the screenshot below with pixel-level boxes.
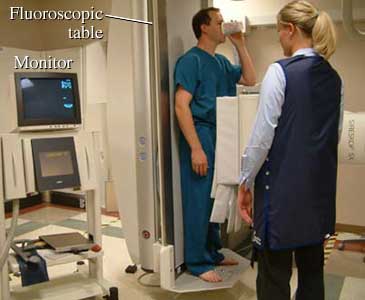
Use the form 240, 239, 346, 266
174, 7, 256, 282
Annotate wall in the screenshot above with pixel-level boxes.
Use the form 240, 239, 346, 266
0, 0, 111, 51
214, 0, 365, 25
216, 22, 365, 227
0, 0, 43, 50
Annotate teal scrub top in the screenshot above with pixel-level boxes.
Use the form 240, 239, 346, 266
174, 47, 242, 126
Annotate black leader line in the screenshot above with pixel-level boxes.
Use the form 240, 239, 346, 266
105, 14, 152, 25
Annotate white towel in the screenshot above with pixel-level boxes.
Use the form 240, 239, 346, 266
226, 186, 238, 233
210, 97, 239, 228
210, 94, 259, 233
210, 184, 234, 223
239, 94, 259, 154
216, 97, 240, 184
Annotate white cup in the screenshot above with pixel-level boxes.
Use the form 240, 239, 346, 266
222, 21, 243, 35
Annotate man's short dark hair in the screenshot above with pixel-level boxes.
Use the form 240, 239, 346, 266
192, 7, 220, 39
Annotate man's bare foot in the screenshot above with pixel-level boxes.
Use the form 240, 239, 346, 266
218, 258, 239, 266
199, 270, 222, 282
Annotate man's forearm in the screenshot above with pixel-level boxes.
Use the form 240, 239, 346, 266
175, 105, 202, 151
237, 45, 256, 86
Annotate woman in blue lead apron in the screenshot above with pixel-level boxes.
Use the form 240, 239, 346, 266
238, 1, 343, 300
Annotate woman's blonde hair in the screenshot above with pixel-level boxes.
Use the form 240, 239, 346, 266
277, 0, 337, 60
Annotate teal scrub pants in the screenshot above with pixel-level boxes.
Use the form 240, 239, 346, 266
179, 124, 224, 276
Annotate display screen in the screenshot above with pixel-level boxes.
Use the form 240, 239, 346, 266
31, 137, 80, 191
15, 72, 81, 127
21, 78, 76, 120
39, 151, 74, 177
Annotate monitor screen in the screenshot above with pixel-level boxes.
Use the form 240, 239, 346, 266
39, 151, 74, 177
32, 137, 80, 191
15, 73, 81, 127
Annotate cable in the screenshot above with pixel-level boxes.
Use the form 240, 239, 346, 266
137, 271, 160, 288
0, 199, 19, 269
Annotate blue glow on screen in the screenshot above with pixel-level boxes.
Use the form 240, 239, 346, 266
61, 79, 72, 89
21, 77, 76, 121
20, 78, 34, 89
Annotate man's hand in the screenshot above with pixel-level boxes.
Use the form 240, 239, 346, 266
228, 33, 256, 86
191, 148, 208, 176
237, 184, 253, 225
228, 32, 245, 49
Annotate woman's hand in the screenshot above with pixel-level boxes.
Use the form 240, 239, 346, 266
237, 183, 253, 225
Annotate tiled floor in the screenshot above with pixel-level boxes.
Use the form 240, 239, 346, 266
5, 205, 365, 300
16, 206, 81, 224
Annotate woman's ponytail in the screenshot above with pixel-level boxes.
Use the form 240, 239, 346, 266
312, 11, 337, 60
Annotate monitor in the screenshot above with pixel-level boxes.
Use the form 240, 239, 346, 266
14, 72, 81, 131
31, 137, 81, 192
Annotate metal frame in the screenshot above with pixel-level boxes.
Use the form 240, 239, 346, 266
148, 0, 175, 248
0, 132, 115, 300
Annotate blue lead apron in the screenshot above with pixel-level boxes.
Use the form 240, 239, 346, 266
253, 55, 341, 251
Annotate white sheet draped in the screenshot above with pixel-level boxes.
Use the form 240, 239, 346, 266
210, 94, 259, 233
